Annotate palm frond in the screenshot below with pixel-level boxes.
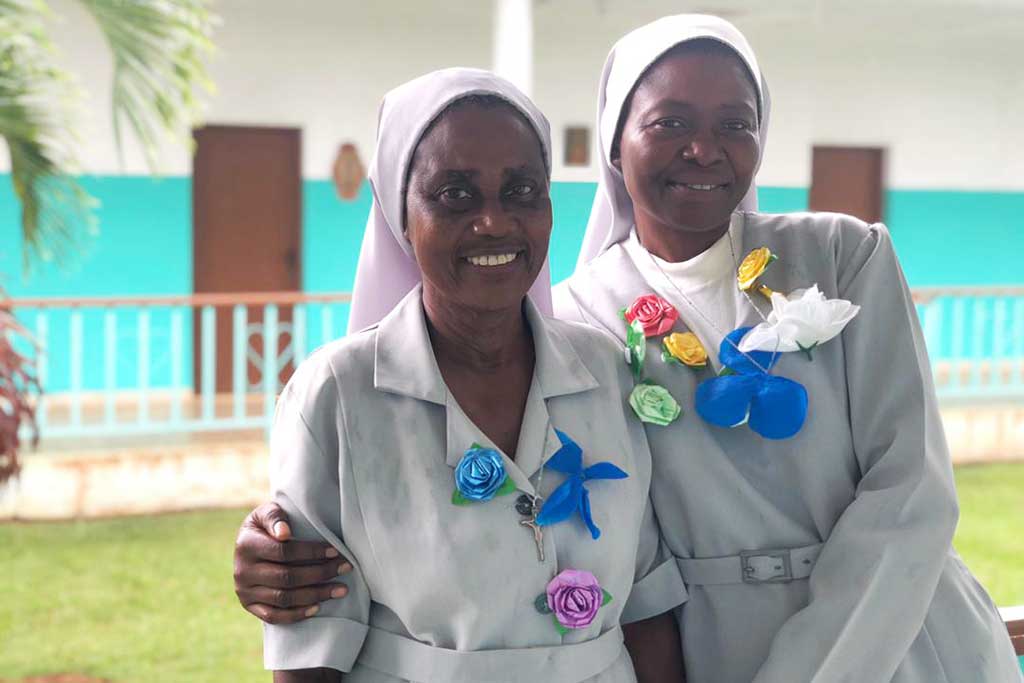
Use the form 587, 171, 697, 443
0, 0, 95, 265
78, 0, 216, 169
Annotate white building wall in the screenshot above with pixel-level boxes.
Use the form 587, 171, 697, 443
4, 0, 1022, 190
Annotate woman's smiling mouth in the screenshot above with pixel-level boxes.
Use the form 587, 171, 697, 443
666, 181, 729, 192
464, 251, 523, 267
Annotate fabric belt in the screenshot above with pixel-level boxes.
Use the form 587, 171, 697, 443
676, 543, 824, 586
358, 624, 624, 683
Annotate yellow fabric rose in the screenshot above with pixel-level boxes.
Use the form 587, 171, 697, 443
737, 247, 776, 291
663, 332, 708, 368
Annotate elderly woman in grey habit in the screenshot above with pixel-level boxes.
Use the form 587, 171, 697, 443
260, 67, 686, 682
238, 15, 1021, 683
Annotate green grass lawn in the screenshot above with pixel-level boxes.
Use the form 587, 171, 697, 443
2, 508, 265, 682
2, 463, 1022, 682
950, 463, 1024, 606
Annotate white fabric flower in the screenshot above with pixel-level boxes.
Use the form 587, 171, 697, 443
738, 285, 860, 355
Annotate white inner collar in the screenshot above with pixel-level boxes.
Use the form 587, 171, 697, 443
628, 212, 745, 292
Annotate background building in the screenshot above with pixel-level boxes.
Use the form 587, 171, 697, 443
1, 0, 1022, 506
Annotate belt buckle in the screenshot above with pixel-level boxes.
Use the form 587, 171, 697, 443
740, 549, 793, 584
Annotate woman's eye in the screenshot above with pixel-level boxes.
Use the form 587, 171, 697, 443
506, 183, 535, 198
439, 187, 472, 201
653, 118, 686, 130
722, 120, 753, 132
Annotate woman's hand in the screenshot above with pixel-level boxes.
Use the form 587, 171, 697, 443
234, 502, 353, 624
623, 610, 686, 682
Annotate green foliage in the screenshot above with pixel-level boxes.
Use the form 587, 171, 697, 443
0, 0, 215, 265
0, 0, 93, 264
78, 0, 215, 168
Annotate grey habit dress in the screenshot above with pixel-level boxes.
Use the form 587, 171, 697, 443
556, 211, 1022, 682
264, 287, 688, 682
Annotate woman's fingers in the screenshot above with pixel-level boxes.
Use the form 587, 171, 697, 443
245, 601, 323, 626
250, 501, 293, 541
235, 558, 352, 623
239, 525, 340, 564
238, 582, 348, 611
235, 503, 340, 563
243, 558, 352, 591
234, 502, 353, 622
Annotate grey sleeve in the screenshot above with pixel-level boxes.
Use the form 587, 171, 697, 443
263, 368, 372, 673
752, 224, 959, 682
620, 497, 688, 625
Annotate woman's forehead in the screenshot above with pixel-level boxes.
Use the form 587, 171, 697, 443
635, 47, 759, 112
411, 105, 546, 178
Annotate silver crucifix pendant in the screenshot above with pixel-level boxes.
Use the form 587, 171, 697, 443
520, 517, 545, 562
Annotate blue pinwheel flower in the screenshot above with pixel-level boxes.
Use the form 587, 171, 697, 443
694, 327, 809, 440
536, 430, 628, 539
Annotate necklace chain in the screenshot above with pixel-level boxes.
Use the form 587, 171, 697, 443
641, 226, 781, 375
726, 229, 771, 325
532, 448, 546, 514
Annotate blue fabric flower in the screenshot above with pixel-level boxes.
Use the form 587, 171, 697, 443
718, 326, 781, 375
536, 430, 628, 539
694, 327, 809, 440
454, 446, 509, 502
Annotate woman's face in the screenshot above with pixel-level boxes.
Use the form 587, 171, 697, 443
615, 46, 760, 236
405, 103, 552, 315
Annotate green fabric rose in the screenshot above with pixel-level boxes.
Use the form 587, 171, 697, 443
628, 381, 682, 426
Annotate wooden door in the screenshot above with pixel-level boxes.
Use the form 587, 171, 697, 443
809, 146, 885, 224
192, 126, 301, 394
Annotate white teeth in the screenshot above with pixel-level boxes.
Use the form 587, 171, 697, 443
684, 183, 718, 191
467, 252, 519, 267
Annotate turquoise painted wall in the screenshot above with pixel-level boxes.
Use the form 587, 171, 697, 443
6, 175, 1021, 298
889, 190, 1024, 286
2, 173, 1022, 388
0, 175, 191, 296
1, 176, 192, 391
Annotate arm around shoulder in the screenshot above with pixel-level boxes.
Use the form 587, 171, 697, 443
264, 353, 373, 674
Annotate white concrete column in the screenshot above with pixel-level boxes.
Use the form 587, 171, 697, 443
492, 0, 533, 96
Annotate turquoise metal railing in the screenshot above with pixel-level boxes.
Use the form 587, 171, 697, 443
8, 286, 1022, 443
10, 292, 351, 441
913, 286, 1024, 401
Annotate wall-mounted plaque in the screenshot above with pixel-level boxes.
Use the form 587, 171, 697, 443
332, 142, 366, 200
564, 126, 590, 167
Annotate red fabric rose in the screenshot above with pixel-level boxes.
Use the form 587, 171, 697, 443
624, 294, 678, 337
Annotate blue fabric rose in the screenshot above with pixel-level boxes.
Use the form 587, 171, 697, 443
453, 445, 512, 503
695, 326, 808, 440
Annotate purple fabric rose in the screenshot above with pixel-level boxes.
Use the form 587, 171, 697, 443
546, 569, 603, 630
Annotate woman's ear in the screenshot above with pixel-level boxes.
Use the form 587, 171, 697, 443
610, 144, 622, 171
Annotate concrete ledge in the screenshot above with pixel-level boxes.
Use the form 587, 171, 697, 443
940, 404, 1024, 464
0, 438, 269, 520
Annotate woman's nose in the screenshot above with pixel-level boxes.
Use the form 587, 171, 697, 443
680, 130, 725, 166
471, 205, 515, 237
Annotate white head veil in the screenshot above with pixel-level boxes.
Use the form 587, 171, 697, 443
575, 14, 772, 269
347, 68, 554, 333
